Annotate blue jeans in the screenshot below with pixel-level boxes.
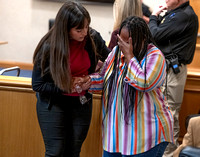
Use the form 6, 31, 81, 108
103, 142, 168, 157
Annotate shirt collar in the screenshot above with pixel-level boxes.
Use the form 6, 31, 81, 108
167, 1, 189, 15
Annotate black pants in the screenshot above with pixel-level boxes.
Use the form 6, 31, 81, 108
36, 93, 92, 157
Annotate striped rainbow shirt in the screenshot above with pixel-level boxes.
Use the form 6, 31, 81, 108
89, 44, 174, 155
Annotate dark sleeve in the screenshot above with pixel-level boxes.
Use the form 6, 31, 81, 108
108, 30, 118, 51
90, 28, 110, 62
142, 3, 152, 17
32, 62, 62, 95
149, 13, 189, 43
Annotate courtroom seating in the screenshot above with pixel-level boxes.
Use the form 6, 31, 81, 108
179, 146, 200, 157
179, 114, 200, 157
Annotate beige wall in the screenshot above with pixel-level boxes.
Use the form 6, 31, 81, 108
0, 0, 162, 64
0, 0, 114, 63
143, 0, 166, 11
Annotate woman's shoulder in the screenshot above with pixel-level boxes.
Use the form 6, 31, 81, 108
147, 44, 165, 57
89, 27, 101, 39
111, 29, 119, 35
148, 44, 162, 53
89, 27, 106, 44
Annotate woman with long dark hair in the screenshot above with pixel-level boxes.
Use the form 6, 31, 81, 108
89, 16, 174, 157
32, 1, 110, 156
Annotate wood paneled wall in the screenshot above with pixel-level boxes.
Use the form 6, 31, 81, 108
190, 0, 200, 34
0, 76, 103, 157
0, 76, 44, 157
178, 44, 200, 141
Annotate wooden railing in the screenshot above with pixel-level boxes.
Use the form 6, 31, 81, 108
0, 75, 103, 157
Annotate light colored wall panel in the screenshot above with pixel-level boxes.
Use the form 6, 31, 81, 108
0, 0, 113, 63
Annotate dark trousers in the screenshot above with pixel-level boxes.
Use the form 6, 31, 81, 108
36, 93, 92, 157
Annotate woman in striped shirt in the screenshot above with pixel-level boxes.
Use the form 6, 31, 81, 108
89, 16, 174, 157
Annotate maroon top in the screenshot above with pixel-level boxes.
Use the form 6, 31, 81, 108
66, 39, 91, 96
108, 29, 119, 50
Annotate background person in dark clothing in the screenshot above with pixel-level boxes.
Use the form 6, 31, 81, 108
32, 1, 110, 157
142, 3, 151, 17
141, 0, 152, 23
149, 0, 199, 157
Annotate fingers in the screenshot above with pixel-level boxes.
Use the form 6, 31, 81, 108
117, 34, 122, 43
117, 34, 126, 51
117, 34, 127, 48
73, 77, 84, 85
117, 34, 132, 54
152, 5, 167, 16
73, 75, 90, 85
159, 6, 167, 12
71, 75, 91, 92
81, 79, 91, 91
116, 35, 134, 64
80, 75, 91, 91
84, 75, 91, 83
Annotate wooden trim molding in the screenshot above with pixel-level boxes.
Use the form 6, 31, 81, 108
0, 61, 33, 70
0, 75, 33, 92
93, 93, 102, 99
196, 43, 200, 48
0, 41, 8, 45
186, 65, 200, 92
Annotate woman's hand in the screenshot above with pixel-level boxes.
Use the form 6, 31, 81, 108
81, 75, 91, 91
95, 60, 104, 72
117, 34, 134, 64
71, 75, 91, 92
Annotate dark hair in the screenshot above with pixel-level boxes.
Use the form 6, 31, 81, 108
104, 16, 155, 123
33, 1, 96, 93
119, 16, 155, 62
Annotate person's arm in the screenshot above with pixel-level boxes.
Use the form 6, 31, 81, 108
124, 46, 166, 92
108, 30, 119, 50
142, 3, 151, 23
143, 15, 150, 24
149, 7, 189, 43
32, 62, 63, 94
88, 47, 114, 93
